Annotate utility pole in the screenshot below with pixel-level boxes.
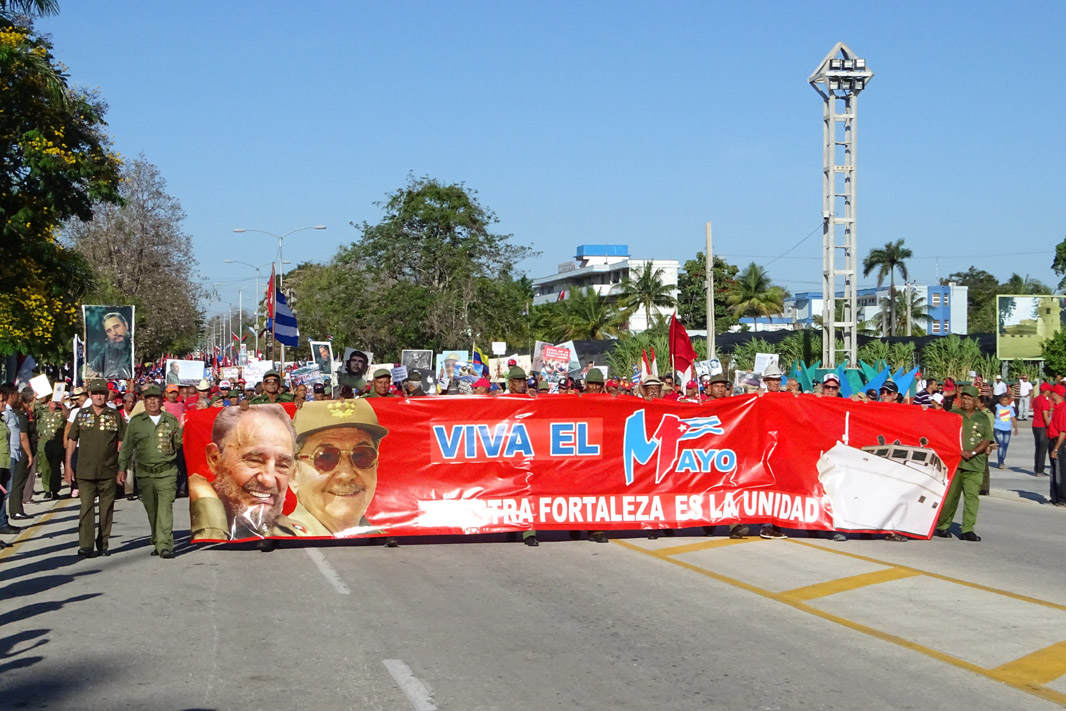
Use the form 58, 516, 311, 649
905, 283, 913, 337
705, 222, 715, 358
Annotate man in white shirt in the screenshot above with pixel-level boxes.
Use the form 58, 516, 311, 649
1018, 375, 1033, 421
993, 375, 1008, 398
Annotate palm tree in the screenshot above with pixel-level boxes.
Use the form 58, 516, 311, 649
615, 262, 676, 330
868, 289, 928, 336
862, 239, 912, 337
1002, 273, 1050, 295
558, 287, 625, 340
726, 262, 787, 331
0, 0, 59, 17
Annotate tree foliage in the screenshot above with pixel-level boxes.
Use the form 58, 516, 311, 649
614, 262, 677, 329
1042, 328, 1066, 378
943, 267, 999, 334
676, 252, 739, 334
530, 287, 626, 343
1053, 237, 1066, 292
0, 15, 122, 357
63, 157, 206, 357
726, 262, 787, 328
862, 239, 912, 336
287, 176, 537, 360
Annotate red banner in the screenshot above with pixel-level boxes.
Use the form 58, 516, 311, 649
185, 395, 962, 543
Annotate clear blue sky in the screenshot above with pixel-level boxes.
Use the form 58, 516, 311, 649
39, 1, 1066, 316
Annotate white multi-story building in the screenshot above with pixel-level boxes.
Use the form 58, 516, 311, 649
531, 244, 679, 333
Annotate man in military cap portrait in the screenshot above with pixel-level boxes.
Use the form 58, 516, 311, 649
366, 369, 395, 398
933, 385, 993, 541
118, 385, 182, 557
189, 404, 301, 541
289, 399, 390, 538
248, 371, 294, 405
337, 350, 369, 394
65, 378, 127, 557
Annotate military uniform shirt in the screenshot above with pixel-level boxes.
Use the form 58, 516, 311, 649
958, 410, 993, 474
336, 373, 366, 393
118, 411, 182, 474
68, 406, 126, 480
35, 406, 66, 449
248, 392, 295, 405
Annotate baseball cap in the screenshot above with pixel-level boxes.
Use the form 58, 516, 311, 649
1054, 384, 1066, 397
165, 384, 179, 394
473, 378, 491, 388
880, 380, 899, 394
686, 380, 698, 389
219, 380, 231, 389
822, 373, 840, 385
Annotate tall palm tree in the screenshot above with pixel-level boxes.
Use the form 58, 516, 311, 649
862, 239, 913, 337
726, 262, 787, 331
869, 289, 928, 337
558, 287, 625, 340
1002, 273, 1050, 295
0, 0, 59, 16
615, 262, 676, 330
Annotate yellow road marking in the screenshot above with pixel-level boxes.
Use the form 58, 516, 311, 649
612, 537, 1066, 707
787, 539, 1066, 613
993, 640, 1066, 686
0, 499, 73, 562
780, 567, 920, 602
649, 537, 753, 558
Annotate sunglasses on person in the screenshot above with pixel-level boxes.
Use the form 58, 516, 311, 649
299, 444, 378, 472
823, 384, 840, 390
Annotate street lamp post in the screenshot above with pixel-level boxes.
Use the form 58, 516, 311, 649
224, 259, 276, 355
232, 226, 326, 367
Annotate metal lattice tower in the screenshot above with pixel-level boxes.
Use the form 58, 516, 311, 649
809, 43, 873, 368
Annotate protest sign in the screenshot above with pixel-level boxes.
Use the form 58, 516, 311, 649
390, 365, 409, 383
753, 353, 779, 376
220, 367, 240, 381
290, 364, 324, 386
165, 359, 207, 386
401, 350, 434, 374
435, 351, 470, 389
242, 359, 273, 387
29, 374, 51, 399
185, 395, 962, 543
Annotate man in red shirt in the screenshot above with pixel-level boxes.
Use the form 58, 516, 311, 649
1047, 385, 1066, 506
1032, 382, 1052, 475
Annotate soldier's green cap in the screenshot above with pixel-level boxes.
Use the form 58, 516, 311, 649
537, 380, 550, 391
87, 378, 108, 394
508, 366, 526, 380
293, 399, 389, 444
960, 385, 980, 397
373, 368, 391, 379
141, 385, 162, 398
585, 369, 604, 384
708, 374, 729, 384
263, 370, 281, 381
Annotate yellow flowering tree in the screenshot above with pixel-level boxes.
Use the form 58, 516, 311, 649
0, 12, 122, 357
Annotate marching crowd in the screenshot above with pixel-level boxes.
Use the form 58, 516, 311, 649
1, 357, 1063, 557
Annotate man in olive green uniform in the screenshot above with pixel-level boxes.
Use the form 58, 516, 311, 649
65, 378, 126, 557
118, 385, 182, 558
366, 369, 395, 398
35, 395, 67, 500
934, 385, 993, 541
248, 371, 295, 405
580, 369, 609, 543
505, 366, 539, 547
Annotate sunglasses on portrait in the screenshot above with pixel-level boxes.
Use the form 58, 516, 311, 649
299, 444, 378, 472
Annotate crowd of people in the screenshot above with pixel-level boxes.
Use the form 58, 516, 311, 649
1, 359, 1062, 556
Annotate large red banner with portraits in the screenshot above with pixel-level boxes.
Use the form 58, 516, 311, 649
184, 394, 963, 543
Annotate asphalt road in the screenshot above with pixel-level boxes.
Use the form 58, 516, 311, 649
2, 422, 1064, 711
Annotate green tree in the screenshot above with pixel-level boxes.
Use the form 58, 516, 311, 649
862, 239, 912, 336
1053, 237, 1066, 292
0, 13, 123, 357
868, 289, 927, 337
943, 267, 999, 333
63, 158, 207, 357
615, 262, 677, 330
725, 262, 787, 331
676, 252, 739, 334
1042, 328, 1066, 379
557, 287, 625, 341
308, 175, 537, 359
0, 1, 59, 16
1002, 273, 1050, 295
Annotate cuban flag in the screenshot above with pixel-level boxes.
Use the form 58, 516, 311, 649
266, 288, 299, 347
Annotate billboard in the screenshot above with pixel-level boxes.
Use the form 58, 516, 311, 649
997, 295, 1065, 360
185, 395, 962, 543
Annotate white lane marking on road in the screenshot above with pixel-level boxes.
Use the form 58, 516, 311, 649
383, 659, 438, 711
304, 548, 351, 595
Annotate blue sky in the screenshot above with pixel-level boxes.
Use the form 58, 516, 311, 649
39, 1, 1066, 316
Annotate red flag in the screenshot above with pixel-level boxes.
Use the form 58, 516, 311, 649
669, 313, 699, 377
265, 264, 276, 319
